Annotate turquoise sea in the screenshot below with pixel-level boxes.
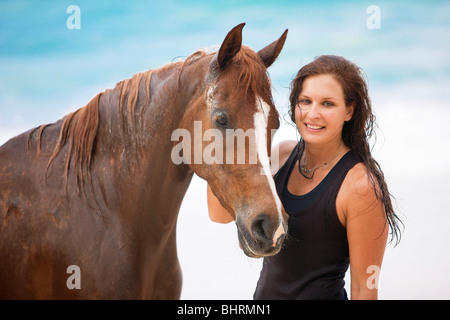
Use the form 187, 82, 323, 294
1, 0, 450, 299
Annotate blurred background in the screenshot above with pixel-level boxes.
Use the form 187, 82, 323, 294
1, 0, 449, 299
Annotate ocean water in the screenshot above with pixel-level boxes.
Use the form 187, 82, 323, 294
1, 0, 449, 299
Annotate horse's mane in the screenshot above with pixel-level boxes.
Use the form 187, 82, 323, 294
41, 70, 154, 192
28, 47, 271, 199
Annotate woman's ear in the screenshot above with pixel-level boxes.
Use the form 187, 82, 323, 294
345, 102, 356, 121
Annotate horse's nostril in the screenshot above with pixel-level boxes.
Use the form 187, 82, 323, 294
251, 215, 272, 242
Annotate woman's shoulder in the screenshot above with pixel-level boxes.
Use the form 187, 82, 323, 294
346, 161, 379, 192
338, 161, 383, 218
341, 162, 374, 195
271, 140, 298, 175
337, 159, 388, 239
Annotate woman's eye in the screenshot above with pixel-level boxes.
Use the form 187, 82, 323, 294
323, 101, 335, 107
299, 99, 311, 105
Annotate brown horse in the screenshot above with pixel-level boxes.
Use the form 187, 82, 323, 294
0, 23, 288, 299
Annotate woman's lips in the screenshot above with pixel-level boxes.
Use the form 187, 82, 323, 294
305, 123, 325, 131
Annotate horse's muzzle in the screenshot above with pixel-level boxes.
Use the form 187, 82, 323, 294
236, 213, 287, 258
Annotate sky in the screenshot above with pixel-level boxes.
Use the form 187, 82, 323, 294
1, 0, 450, 299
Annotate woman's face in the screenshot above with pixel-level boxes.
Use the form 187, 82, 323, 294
295, 74, 354, 146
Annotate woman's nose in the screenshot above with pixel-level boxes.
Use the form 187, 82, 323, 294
306, 102, 321, 118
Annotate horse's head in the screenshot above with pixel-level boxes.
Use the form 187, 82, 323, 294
176, 23, 288, 258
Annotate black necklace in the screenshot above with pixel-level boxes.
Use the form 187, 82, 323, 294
297, 139, 340, 180
299, 161, 329, 180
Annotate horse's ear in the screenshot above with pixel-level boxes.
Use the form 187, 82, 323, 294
257, 29, 288, 68
217, 23, 245, 70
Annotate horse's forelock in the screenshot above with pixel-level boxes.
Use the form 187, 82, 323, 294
220, 46, 273, 104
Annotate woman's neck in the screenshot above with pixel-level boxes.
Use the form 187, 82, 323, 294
302, 139, 349, 169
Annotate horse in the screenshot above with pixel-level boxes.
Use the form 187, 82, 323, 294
0, 23, 288, 299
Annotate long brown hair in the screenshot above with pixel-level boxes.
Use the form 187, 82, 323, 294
289, 55, 402, 245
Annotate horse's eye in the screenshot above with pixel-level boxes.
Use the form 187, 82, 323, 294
214, 112, 229, 128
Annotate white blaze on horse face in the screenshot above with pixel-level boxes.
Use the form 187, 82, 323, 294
253, 97, 285, 244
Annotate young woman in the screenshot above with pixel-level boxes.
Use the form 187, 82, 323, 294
207, 55, 402, 300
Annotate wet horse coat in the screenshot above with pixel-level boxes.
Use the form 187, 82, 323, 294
0, 24, 288, 299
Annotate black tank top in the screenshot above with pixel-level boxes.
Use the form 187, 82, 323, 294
253, 142, 362, 300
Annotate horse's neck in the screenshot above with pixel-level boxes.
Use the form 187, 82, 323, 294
94, 60, 207, 218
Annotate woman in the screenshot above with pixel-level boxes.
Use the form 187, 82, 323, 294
207, 55, 402, 300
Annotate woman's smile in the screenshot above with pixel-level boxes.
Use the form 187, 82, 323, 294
304, 122, 325, 131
